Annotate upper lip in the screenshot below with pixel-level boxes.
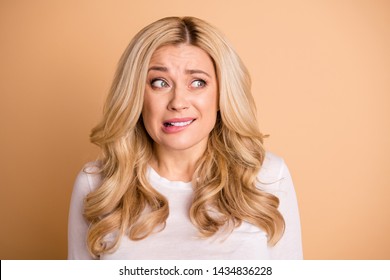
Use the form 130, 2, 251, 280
163, 117, 196, 124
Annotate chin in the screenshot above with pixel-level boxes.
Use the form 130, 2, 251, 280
162, 138, 207, 152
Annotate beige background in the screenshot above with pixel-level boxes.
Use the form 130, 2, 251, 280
1, 0, 389, 259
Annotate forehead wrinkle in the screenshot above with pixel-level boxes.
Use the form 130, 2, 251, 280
148, 66, 211, 77
148, 46, 214, 78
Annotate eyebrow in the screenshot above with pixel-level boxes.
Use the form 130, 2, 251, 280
148, 66, 168, 72
148, 66, 211, 78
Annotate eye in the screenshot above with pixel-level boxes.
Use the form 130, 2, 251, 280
191, 79, 206, 88
151, 79, 170, 88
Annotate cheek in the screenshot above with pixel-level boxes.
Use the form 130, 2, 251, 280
202, 89, 219, 112
142, 93, 165, 134
193, 91, 219, 129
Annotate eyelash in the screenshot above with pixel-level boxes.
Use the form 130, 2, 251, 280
149, 78, 207, 89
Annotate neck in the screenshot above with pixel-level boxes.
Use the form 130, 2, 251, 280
150, 144, 206, 183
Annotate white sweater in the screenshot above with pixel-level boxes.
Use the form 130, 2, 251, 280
68, 152, 303, 259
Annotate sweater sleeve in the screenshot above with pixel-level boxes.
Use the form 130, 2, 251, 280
268, 159, 303, 259
67, 164, 99, 259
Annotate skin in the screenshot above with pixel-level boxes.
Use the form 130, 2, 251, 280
142, 44, 218, 182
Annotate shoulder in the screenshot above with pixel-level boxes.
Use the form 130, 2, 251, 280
257, 151, 291, 193
73, 161, 103, 195
258, 151, 286, 182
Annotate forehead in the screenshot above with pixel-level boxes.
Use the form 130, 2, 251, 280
149, 44, 214, 70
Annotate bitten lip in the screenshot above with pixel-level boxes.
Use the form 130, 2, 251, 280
163, 117, 197, 125
162, 117, 196, 133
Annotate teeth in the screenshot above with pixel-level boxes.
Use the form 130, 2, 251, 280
167, 120, 193, 127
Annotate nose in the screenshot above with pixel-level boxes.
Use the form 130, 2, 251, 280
167, 86, 190, 111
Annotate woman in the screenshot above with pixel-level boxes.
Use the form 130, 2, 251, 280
68, 16, 303, 259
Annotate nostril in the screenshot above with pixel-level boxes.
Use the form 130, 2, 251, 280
170, 105, 189, 110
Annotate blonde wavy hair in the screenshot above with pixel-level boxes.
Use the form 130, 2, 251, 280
86, 16, 284, 258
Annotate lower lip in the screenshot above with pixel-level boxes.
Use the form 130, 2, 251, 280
162, 120, 195, 134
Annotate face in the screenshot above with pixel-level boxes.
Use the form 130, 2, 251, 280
142, 44, 218, 155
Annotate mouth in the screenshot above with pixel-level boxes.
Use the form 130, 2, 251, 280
163, 119, 196, 127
